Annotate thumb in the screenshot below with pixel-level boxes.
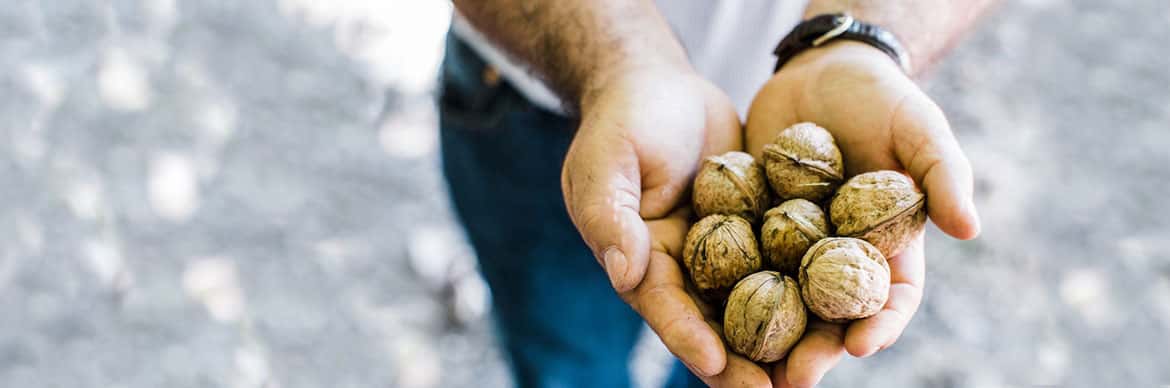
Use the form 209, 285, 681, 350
892, 92, 981, 240
562, 130, 651, 292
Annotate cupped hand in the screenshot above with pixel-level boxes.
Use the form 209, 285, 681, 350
561, 67, 772, 386
745, 41, 981, 387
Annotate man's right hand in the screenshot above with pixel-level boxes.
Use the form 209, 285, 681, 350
456, 1, 783, 383
561, 66, 773, 387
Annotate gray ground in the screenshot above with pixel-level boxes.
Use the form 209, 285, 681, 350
1, 1, 1168, 387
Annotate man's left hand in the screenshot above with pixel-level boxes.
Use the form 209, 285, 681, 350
745, 41, 982, 387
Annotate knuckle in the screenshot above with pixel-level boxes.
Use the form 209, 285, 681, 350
574, 204, 611, 251
572, 194, 639, 241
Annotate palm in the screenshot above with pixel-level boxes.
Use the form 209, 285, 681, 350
747, 45, 915, 174
745, 42, 979, 387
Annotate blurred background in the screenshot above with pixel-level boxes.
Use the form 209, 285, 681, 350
1, 0, 1168, 387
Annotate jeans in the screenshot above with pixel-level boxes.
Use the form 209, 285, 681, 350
438, 35, 705, 388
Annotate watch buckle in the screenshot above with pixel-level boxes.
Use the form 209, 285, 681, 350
812, 14, 854, 47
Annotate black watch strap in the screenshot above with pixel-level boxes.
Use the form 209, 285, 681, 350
773, 14, 911, 74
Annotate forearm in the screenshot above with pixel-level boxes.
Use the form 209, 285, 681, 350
802, 0, 1000, 74
453, 0, 690, 111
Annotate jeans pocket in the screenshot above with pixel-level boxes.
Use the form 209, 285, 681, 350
439, 35, 526, 130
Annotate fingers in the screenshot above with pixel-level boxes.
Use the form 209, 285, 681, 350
643, 213, 771, 386
891, 92, 981, 240
782, 320, 846, 387
562, 131, 651, 292
771, 363, 791, 388
845, 233, 926, 357
697, 352, 772, 388
778, 234, 924, 388
623, 248, 727, 377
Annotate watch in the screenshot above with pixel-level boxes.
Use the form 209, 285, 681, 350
773, 13, 911, 74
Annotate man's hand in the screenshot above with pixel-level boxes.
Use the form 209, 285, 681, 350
746, 41, 982, 387
457, 1, 786, 384
562, 66, 775, 387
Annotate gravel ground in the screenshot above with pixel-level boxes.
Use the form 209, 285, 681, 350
1, 1, 1168, 387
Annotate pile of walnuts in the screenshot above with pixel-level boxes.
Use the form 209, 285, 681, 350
683, 122, 926, 362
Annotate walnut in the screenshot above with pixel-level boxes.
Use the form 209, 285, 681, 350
723, 271, 807, 363
683, 214, 763, 302
762, 123, 844, 202
829, 171, 926, 257
799, 238, 890, 322
692, 151, 769, 221
760, 199, 830, 275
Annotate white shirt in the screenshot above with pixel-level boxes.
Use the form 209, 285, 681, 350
452, 1, 809, 117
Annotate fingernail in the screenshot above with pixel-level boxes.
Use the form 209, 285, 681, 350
861, 345, 880, 358
603, 247, 629, 291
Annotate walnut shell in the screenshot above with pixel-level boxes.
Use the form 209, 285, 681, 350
762, 123, 844, 202
724, 271, 807, 362
829, 171, 927, 257
683, 214, 763, 302
799, 238, 890, 322
760, 199, 830, 275
692, 151, 769, 221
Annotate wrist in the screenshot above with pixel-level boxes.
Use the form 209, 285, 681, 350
782, 40, 902, 76
578, 59, 696, 113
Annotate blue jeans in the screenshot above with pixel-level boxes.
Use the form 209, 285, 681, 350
439, 35, 705, 388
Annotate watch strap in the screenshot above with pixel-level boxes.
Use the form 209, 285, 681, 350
773, 14, 911, 74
